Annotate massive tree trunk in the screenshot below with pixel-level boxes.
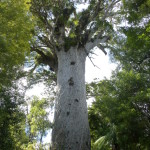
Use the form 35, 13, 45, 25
52, 47, 91, 150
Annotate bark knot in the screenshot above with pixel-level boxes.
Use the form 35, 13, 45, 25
68, 77, 74, 86
67, 111, 70, 116
75, 99, 79, 102
70, 61, 75, 65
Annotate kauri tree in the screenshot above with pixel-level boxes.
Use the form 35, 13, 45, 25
1, 0, 149, 149
28, 0, 121, 149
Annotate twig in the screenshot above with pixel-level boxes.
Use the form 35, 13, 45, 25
88, 55, 101, 70
89, 51, 98, 56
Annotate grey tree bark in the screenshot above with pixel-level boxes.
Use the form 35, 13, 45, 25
52, 47, 91, 150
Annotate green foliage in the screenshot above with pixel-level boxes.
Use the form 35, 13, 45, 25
88, 2, 150, 149
1, 0, 150, 149
0, 0, 33, 64
0, 1, 35, 149
110, 0, 150, 73
28, 0, 118, 70
88, 70, 150, 149
111, 25, 150, 73
27, 96, 52, 145
0, 85, 29, 150
0, 0, 33, 87
122, 0, 150, 23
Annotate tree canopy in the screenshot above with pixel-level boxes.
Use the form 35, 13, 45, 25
27, 0, 121, 73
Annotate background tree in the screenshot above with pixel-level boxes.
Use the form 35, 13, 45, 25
0, 83, 29, 150
0, 0, 33, 149
88, 70, 150, 149
26, 96, 52, 149
88, 1, 150, 149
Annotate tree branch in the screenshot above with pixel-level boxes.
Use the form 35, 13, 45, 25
97, 44, 107, 55
38, 35, 54, 51
101, 0, 121, 21
85, 36, 110, 54
88, 55, 101, 70
77, 0, 120, 53
30, 46, 58, 72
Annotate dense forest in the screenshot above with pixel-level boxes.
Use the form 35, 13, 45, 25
0, 0, 150, 150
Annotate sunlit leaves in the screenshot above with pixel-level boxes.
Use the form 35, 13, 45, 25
0, 0, 33, 69
73, 19, 79, 26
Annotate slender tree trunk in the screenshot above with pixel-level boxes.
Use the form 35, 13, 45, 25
52, 47, 91, 150
40, 132, 43, 144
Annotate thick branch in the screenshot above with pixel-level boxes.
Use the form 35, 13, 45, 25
38, 35, 54, 50
97, 44, 107, 55
31, 46, 58, 72
85, 36, 110, 54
